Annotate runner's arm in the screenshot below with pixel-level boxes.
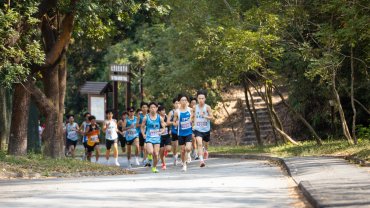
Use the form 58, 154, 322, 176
166, 111, 173, 126
160, 117, 166, 134
141, 116, 147, 139
173, 111, 179, 127
205, 105, 214, 121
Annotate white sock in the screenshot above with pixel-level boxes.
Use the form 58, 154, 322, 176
115, 157, 118, 162
200, 155, 204, 161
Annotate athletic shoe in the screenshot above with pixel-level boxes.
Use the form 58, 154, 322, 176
200, 161, 205, 167
152, 167, 159, 173
204, 151, 209, 160
182, 164, 187, 172
161, 163, 167, 170
195, 156, 200, 160
135, 157, 140, 166
115, 160, 120, 167
164, 150, 168, 157
173, 157, 177, 166
147, 154, 153, 161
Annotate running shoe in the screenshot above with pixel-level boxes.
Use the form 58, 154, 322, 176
182, 164, 187, 172
173, 157, 177, 166
200, 161, 205, 167
195, 156, 200, 160
164, 150, 168, 157
147, 154, 153, 161
115, 160, 120, 167
204, 151, 209, 160
161, 163, 167, 170
135, 157, 140, 166
152, 167, 159, 173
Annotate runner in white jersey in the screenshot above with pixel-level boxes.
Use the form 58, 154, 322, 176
80, 112, 91, 160
65, 115, 80, 158
193, 90, 213, 167
103, 110, 120, 166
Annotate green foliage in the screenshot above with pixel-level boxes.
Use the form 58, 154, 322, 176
0, 2, 45, 88
357, 124, 370, 140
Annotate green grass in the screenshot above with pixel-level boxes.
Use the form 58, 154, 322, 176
0, 152, 129, 178
209, 139, 370, 161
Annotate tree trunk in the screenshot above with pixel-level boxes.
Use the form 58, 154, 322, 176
350, 46, 357, 144
0, 88, 12, 150
242, 78, 262, 146
247, 86, 261, 143
27, 98, 41, 153
270, 85, 323, 145
332, 69, 354, 144
8, 82, 31, 155
221, 100, 239, 146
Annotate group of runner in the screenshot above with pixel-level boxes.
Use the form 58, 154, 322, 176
64, 90, 213, 173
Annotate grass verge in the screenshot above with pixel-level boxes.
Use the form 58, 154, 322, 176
0, 152, 130, 179
209, 139, 370, 162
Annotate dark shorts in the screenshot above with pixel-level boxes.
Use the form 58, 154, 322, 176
66, 139, 77, 148
126, 137, 138, 146
87, 143, 100, 153
118, 136, 126, 148
171, 133, 178, 141
106, 139, 117, 150
83, 142, 88, 149
178, 134, 192, 146
160, 135, 172, 148
194, 130, 211, 142
139, 133, 145, 146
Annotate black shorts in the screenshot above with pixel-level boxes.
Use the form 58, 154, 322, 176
139, 133, 145, 146
66, 139, 77, 148
171, 133, 178, 141
118, 136, 126, 148
106, 139, 117, 150
126, 138, 138, 146
83, 142, 88, 149
178, 134, 192, 146
160, 135, 172, 148
194, 130, 211, 142
87, 143, 100, 153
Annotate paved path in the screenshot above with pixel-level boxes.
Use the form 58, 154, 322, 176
0, 158, 305, 208
284, 157, 370, 208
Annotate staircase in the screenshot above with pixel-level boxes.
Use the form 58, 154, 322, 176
241, 95, 274, 145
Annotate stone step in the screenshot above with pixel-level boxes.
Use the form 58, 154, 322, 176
245, 131, 272, 137
245, 119, 271, 124
245, 114, 270, 119
245, 125, 272, 131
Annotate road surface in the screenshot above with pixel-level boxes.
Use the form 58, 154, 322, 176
0, 157, 306, 207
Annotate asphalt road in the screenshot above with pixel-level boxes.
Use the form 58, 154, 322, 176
0, 157, 306, 208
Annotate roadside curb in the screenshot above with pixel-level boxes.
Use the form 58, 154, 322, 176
209, 153, 319, 208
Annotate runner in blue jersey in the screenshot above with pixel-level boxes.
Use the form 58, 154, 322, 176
193, 90, 214, 167
141, 102, 166, 173
121, 107, 140, 169
137, 102, 150, 166
173, 94, 194, 172
167, 98, 180, 166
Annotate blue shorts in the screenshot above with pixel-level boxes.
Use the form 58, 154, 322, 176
145, 136, 161, 145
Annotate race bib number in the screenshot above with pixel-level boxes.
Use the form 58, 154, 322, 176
180, 120, 191, 129
149, 129, 161, 137
67, 131, 77, 139
91, 135, 98, 142
127, 129, 137, 136
196, 121, 208, 128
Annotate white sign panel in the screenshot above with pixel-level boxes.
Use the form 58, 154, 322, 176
110, 64, 129, 73
90, 96, 105, 121
110, 74, 128, 82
